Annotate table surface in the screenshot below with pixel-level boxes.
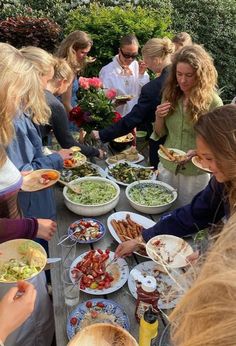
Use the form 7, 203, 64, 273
49, 145, 173, 346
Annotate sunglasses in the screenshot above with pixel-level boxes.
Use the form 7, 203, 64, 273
120, 48, 139, 60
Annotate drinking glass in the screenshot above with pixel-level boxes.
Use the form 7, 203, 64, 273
62, 268, 80, 307
59, 234, 77, 268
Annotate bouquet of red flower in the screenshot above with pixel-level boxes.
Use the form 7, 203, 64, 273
69, 77, 122, 133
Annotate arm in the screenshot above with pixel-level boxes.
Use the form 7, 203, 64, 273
154, 102, 172, 137
61, 82, 73, 113
0, 218, 38, 242
142, 178, 225, 241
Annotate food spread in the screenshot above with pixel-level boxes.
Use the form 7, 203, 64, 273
107, 147, 139, 164
68, 219, 105, 242
108, 162, 153, 184
60, 163, 103, 182
64, 151, 87, 168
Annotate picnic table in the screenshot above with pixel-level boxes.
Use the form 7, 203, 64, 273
49, 145, 172, 346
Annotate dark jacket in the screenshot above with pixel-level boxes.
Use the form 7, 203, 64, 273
41, 90, 100, 158
99, 66, 170, 143
142, 177, 227, 242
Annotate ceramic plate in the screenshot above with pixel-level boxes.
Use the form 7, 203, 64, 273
70, 251, 129, 295
192, 156, 212, 172
105, 161, 156, 186
59, 162, 106, 183
115, 95, 133, 101
128, 261, 184, 309
21, 169, 60, 192
67, 298, 130, 340
63, 152, 87, 169
146, 235, 193, 269
107, 211, 155, 258
158, 148, 186, 162
67, 218, 106, 244
106, 153, 144, 165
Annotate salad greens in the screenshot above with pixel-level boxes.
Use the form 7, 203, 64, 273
0, 258, 39, 282
66, 180, 117, 205
129, 183, 174, 206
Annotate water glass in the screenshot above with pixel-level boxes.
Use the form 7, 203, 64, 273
59, 234, 77, 268
62, 268, 80, 307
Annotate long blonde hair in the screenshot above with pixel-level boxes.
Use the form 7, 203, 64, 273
20, 46, 56, 124
169, 211, 236, 346
57, 30, 93, 74
163, 44, 218, 122
0, 43, 49, 147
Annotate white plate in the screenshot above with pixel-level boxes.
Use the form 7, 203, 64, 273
107, 211, 155, 258
106, 153, 144, 165
70, 251, 129, 295
59, 162, 106, 184
158, 148, 186, 162
128, 261, 184, 309
192, 156, 212, 172
105, 161, 156, 187
146, 235, 193, 269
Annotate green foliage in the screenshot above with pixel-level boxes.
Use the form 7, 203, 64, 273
0, 17, 61, 52
65, 2, 172, 76
171, 0, 236, 102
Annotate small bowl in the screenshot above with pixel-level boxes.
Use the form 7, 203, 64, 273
125, 180, 177, 214
68, 218, 106, 243
67, 323, 138, 346
110, 133, 134, 151
63, 177, 120, 216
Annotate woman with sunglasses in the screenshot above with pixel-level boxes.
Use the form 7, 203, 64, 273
99, 34, 149, 117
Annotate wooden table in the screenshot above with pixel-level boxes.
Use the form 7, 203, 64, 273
49, 149, 170, 346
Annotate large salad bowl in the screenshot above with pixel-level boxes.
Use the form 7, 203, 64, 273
63, 177, 120, 216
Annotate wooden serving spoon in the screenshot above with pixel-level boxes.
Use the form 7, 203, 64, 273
60, 181, 81, 194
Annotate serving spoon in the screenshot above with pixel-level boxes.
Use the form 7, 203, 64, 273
60, 180, 81, 194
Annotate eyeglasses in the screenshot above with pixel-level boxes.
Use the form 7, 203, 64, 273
119, 48, 139, 60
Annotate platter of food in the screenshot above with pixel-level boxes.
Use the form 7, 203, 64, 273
105, 161, 156, 186
0, 239, 47, 283
192, 156, 212, 172
21, 169, 60, 192
67, 218, 106, 243
146, 235, 193, 269
106, 147, 144, 165
158, 145, 187, 163
115, 95, 134, 101
63, 151, 87, 168
60, 162, 106, 183
107, 211, 155, 258
67, 298, 130, 340
70, 249, 129, 295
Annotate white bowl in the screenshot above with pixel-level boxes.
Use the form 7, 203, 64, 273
125, 180, 177, 214
63, 177, 120, 216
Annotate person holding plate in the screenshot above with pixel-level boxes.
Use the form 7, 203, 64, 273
115, 105, 236, 258
153, 44, 223, 206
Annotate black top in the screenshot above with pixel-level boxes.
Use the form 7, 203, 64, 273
99, 66, 170, 143
40, 90, 99, 158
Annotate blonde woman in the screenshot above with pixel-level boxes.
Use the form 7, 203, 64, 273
92, 37, 175, 168
172, 32, 192, 53
57, 30, 93, 114
43, 57, 105, 158
153, 44, 223, 206
170, 210, 236, 346
0, 43, 54, 346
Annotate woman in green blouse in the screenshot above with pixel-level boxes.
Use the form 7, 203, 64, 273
153, 44, 223, 206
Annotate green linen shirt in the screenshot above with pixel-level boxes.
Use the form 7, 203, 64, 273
151, 92, 223, 176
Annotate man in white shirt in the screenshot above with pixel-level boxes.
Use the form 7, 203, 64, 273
99, 34, 149, 117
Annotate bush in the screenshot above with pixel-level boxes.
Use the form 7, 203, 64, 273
171, 0, 236, 102
0, 17, 61, 52
65, 2, 173, 76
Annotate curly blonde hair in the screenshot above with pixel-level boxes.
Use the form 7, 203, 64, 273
163, 44, 218, 122
0, 43, 50, 148
169, 210, 236, 346
57, 30, 93, 74
194, 104, 236, 212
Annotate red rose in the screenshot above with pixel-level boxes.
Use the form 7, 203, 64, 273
112, 111, 122, 123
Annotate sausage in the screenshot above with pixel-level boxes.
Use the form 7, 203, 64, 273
159, 145, 176, 161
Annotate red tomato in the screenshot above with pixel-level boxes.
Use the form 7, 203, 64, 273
70, 317, 78, 326
104, 282, 111, 289
86, 301, 93, 308
96, 302, 105, 308
97, 249, 103, 255
105, 249, 110, 254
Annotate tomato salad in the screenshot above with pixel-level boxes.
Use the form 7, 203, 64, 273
71, 249, 114, 290
68, 219, 105, 243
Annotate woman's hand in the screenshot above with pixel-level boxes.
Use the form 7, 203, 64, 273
138, 60, 148, 75
91, 130, 100, 141
115, 239, 140, 258
58, 148, 73, 160
155, 102, 172, 119
37, 219, 57, 241
98, 149, 107, 160
0, 281, 36, 342
179, 149, 197, 165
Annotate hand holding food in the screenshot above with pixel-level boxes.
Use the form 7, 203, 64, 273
138, 60, 148, 75
37, 219, 57, 241
155, 102, 172, 118
115, 240, 140, 258
0, 281, 36, 342
58, 148, 74, 161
